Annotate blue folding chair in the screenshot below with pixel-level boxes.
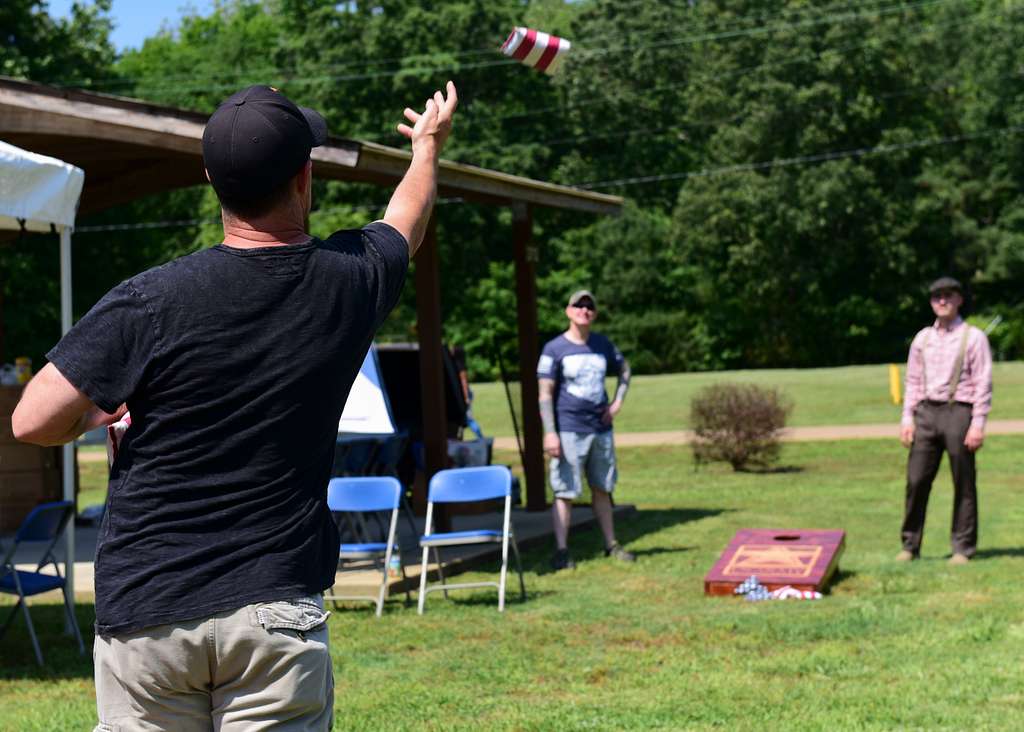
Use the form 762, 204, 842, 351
368, 432, 418, 542
324, 477, 408, 617
417, 466, 526, 614
0, 501, 85, 666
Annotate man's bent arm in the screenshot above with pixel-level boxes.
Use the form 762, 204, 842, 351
381, 82, 458, 256
538, 378, 557, 434
12, 363, 124, 446
901, 334, 924, 427
613, 358, 632, 404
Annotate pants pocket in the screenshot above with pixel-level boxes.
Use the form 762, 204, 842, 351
255, 597, 330, 635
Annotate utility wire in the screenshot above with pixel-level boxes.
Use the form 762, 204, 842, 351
55, 0, 970, 96
514, 42, 1022, 149
57, 0, 940, 90
478, 6, 996, 127
578, 123, 1024, 190
75, 124, 1021, 231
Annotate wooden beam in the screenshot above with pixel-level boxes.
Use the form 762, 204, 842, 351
414, 217, 450, 529
512, 204, 547, 512
0, 77, 622, 217
357, 142, 623, 216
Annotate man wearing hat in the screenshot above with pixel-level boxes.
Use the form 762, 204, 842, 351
13, 82, 457, 729
537, 290, 634, 571
898, 276, 992, 565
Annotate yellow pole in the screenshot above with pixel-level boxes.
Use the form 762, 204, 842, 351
889, 364, 901, 405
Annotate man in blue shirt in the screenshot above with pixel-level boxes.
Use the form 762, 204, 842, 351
537, 290, 634, 571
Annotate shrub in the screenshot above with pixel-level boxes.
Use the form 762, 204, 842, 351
690, 383, 792, 471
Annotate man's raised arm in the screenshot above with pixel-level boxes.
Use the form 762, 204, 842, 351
380, 81, 458, 255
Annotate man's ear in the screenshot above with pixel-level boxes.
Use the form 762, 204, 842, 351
295, 159, 313, 194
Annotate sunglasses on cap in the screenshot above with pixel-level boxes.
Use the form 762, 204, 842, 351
572, 300, 596, 311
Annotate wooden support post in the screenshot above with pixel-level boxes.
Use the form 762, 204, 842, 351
512, 204, 546, 511
414, 217, 450, 530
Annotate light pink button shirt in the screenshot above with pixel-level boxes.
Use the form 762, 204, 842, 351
902, 316, 993, 429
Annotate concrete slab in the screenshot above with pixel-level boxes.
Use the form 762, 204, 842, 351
4, 504, 636, 603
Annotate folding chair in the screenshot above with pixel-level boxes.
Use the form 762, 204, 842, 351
368, 432, 418, 542
324, 477, 409, 617
0, 501, 85, 666
334, 438, 379, 476
417, 466, 526, 614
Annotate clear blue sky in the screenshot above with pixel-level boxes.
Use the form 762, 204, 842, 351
47, 0, 214, 52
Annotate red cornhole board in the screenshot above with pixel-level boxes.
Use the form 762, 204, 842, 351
704, 528, 845, 596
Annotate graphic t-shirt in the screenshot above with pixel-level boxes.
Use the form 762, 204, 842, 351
47, 222, 408, 635
536, 333, 624, 434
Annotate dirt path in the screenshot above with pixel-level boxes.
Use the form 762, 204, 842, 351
77, 420, 1024, 461
491, 419, 1024, 451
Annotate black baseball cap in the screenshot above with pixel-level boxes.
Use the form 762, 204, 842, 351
929, 276, 963, 295
202, 85, 327, 203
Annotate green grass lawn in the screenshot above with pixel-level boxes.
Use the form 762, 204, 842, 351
4, 436, 1023, 730
469, 361, 1024, 437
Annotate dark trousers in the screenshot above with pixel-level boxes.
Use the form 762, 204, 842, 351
901, 401, 978, 556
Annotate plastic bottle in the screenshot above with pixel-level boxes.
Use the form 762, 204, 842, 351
14, 357, 32, 384
387, 554, 402, 579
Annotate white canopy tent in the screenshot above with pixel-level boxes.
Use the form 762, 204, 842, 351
338, 346, 396, 437
0, 140, 85, 600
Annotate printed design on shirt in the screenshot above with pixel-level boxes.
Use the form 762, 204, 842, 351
561, 353, 607, 403
537, 354, 554, 376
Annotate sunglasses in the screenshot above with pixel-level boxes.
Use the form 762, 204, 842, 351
930, 290, 958, 301
572, 302, 596, 311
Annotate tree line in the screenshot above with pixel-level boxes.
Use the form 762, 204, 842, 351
2, 0, 1022, 378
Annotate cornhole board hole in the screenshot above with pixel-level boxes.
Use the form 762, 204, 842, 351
704, 529, 845, 596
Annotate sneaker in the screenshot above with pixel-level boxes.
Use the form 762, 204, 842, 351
895, 550, 917, 562
949, 553, 970, 566
605, 542, 636, 562
551, 549, 576, 571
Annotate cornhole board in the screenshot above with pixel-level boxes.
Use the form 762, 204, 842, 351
704, 528, 845, 596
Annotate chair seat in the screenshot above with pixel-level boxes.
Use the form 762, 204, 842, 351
420, 529, 503, 547
0, 570, 65, 596
339, 542, 388, 558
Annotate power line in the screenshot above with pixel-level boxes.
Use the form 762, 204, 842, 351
578, 123, 1024, 190
344, 5, 996, 149
56, 0, 935, 91
525, 54, 1022, 150
76, 123, 1023, 232
54, 0, 970, 97
476, 5, 995, 127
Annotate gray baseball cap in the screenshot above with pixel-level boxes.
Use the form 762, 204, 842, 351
567, 289, 597, 308
929, 276, 963, 294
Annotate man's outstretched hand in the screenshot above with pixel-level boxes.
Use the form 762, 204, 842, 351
397, 81, 458, 158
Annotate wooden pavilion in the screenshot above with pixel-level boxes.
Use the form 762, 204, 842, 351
0, 76, 622, 512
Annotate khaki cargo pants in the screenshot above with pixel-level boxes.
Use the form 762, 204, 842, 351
94, 595, 333, 731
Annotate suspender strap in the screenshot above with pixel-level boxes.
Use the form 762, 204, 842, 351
921, 325, 970, 403
922, 330, 929, 395
948, 325, 970, 404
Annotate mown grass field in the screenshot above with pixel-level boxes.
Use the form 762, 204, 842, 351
469, 361, 1024, 437
3, 434, 1023, 730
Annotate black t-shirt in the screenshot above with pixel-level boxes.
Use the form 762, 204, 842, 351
48, 222, 408, 635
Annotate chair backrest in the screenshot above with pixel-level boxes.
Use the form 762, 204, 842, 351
371, 433, 408, 475
427, 466, 511, 504
327, 477, 402, 513
338, 438, 378, 475
15, 501, 74, 544
2, 501, 74, 569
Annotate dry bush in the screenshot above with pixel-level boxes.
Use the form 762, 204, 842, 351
690, 383, 792, 471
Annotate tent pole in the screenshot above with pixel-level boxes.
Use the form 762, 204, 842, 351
60, 225, 76, 621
